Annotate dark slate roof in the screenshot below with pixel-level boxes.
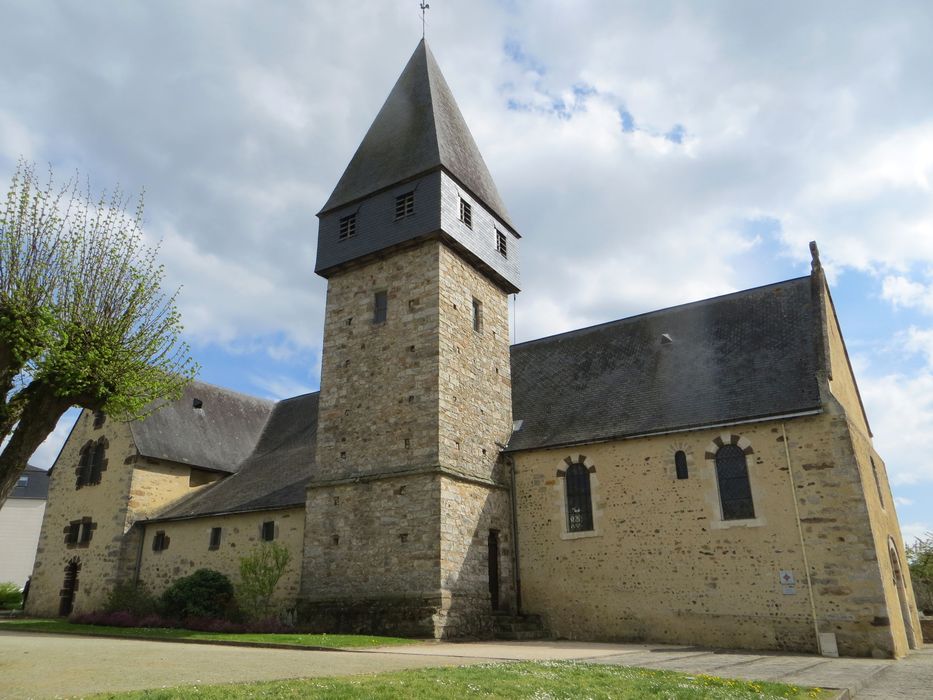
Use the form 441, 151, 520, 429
10, 465, 49, 500
318, 39, 515, 231
130, 381, 274, 474
151, 392, 318, 521
507, 277, 823, 452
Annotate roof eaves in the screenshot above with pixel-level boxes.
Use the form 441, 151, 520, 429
504, 407, 824, 454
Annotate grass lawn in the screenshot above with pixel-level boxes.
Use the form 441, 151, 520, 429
87, 661, 827, 699
0, 618, 417, 649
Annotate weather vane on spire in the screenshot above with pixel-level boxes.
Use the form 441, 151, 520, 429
420, 2, 430, 39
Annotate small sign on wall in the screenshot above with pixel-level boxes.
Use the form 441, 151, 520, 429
780, 569, 796, 595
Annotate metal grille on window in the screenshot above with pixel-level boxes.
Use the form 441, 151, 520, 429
395, 191, 414, 219
459, 198, 472, 228
566, 462, 594, 532
373, 290, 388, 324
496, 230, 507, 257
261, 521, 275, 542
338, 213, 357, 240
675, 450, 689, 479
715, 444, 755, 520
153, 531, 169, 551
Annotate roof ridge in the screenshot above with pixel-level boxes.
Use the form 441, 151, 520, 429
186, 378, 275, 405
510, 275, 811, 350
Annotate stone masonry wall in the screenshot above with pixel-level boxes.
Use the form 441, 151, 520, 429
514, 414, 908, 656
817, 279, 922, 655
136, 508, 304, 607
438, 477, 514, 637
844, 420, 924, 654
27, 410, 220, 618
27, 411, 136, 617
436, 243, 512, 481
313, 241, 442, 481
301, 473, 443, 636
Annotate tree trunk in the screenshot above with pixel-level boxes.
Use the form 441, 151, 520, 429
0, 380, 72, 505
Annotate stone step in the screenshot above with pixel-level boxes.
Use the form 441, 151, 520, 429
492, 613, 547, 640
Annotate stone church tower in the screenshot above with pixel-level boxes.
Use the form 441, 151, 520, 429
299, 40, 521, 637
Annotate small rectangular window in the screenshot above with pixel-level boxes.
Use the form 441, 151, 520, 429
79, 521, 94, 545
373, 290, 388, 324
496, 230, 508, 257
65, 521, 80, 546
395, 191, 414, 219
472, 298, 483, 333
209, 527, 222, 550
152, 530, 169, 552
459, 198, 472, 228
17, 476, 28, 488
338, 213, 357, 240
261, 521, 276, 542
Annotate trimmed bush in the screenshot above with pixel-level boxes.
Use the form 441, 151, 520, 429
104, 581, 159, 616
160, 569, 236, 621
0, 581, 22, 609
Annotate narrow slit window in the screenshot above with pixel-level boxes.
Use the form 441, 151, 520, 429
338, 213, 357, 240
459, 198, 472, 228
395, 191, 414, 219
261, 521, 276, 542
870, 456, 885, 508
373, 290, 388, 324
496, 230, 508, 257
715, 444, 755, 520
209, 527, 222, 550
93, 410, 106, 429
472, 298, 483, 333
674, 451, 688, 479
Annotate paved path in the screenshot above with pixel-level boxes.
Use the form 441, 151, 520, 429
0, 631, 928, 699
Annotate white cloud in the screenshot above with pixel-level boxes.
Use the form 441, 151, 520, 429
29, 410, 80, 470
860, 370, 933, 485
900, 522, 933, 546
249, 374, 315, 401
883, 276, 933, 311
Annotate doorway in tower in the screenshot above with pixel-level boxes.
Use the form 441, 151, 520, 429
59, 557, 81, 617
488, 529, 500, 611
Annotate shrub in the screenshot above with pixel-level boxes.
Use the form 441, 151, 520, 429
104, 581, 159, 616
236, 542, 291, 620
160, 569, 236, 621
0, 582, 23, 609
907, 532, 933, 615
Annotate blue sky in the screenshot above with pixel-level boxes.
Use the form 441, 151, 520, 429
2, 1, 932, 540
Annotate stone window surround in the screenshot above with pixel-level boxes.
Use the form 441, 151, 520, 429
75, 437, 109, 489
554, 454, 603, 540
704, 433, 764, 530
64, 517, 96, 548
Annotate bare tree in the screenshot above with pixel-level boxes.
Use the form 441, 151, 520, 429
0, 161, 197, 504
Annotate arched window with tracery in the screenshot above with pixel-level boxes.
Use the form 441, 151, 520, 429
566, 462, 594, 532
715, 444, 755, 520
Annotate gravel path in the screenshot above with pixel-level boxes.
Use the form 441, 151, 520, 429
2, 630, 929, 699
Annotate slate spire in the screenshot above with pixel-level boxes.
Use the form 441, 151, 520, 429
319, 39, 514, 230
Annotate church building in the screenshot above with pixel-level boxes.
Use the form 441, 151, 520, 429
26, 40, 923, 659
